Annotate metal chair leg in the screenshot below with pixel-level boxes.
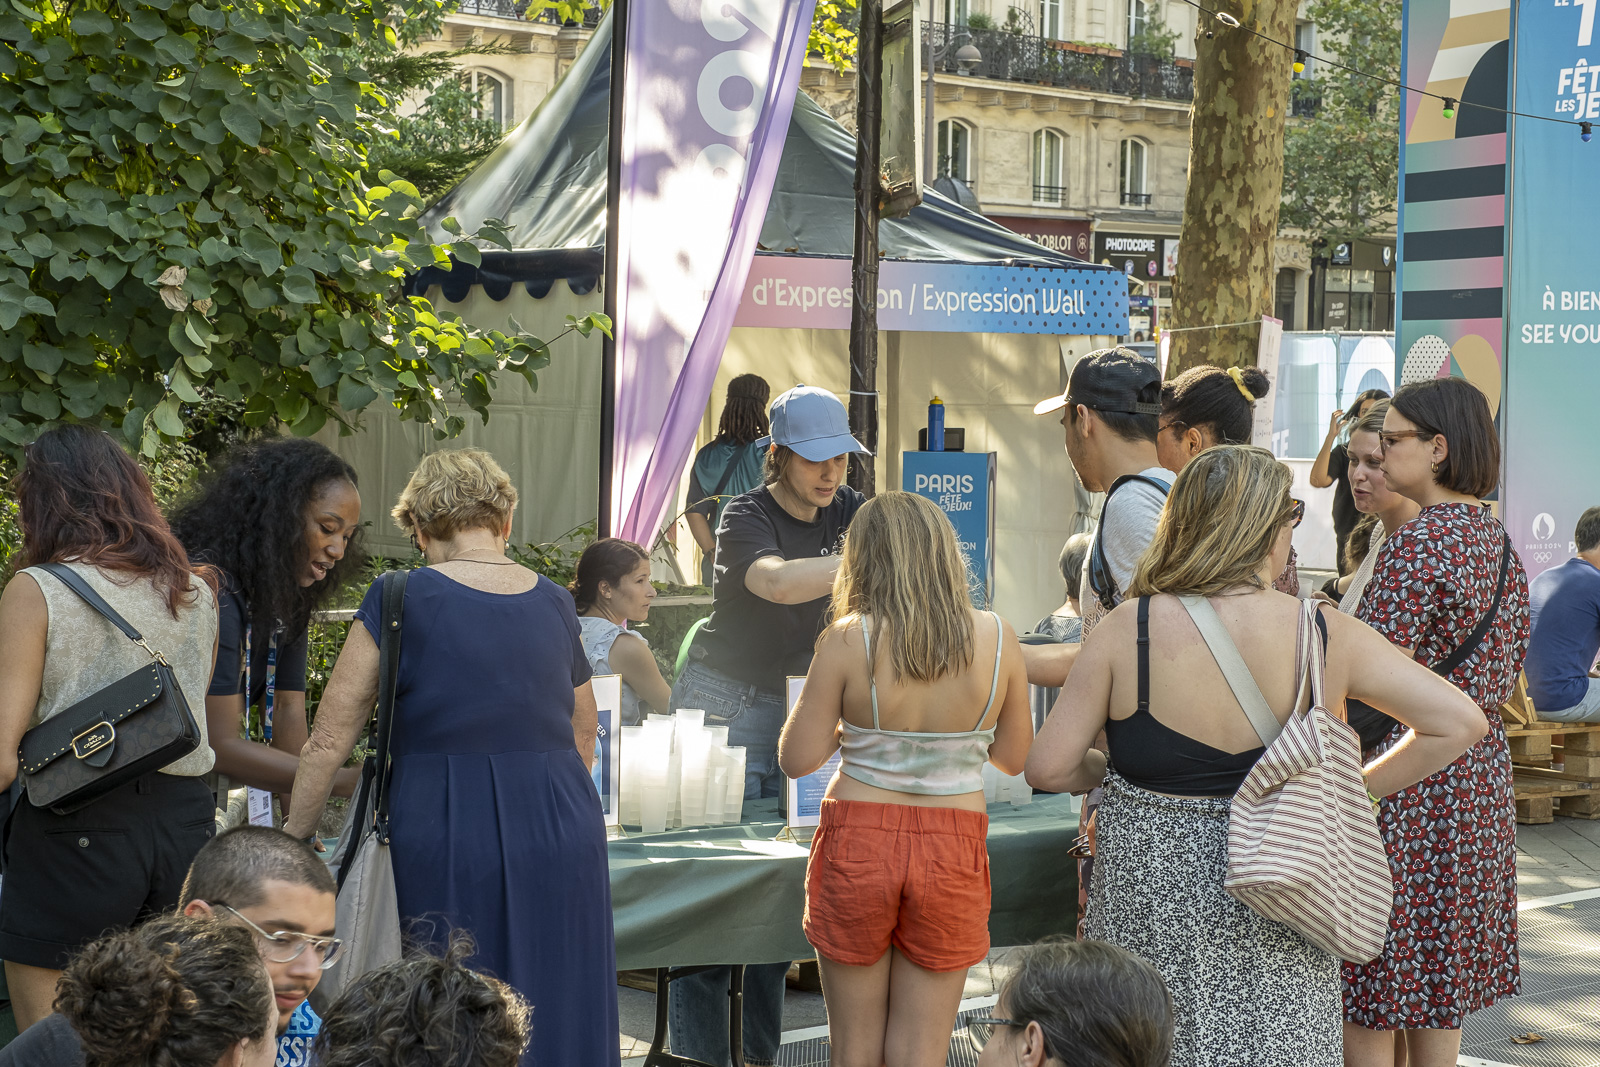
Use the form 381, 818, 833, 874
728, 964, 746, 1067
641, 966, 728, 1067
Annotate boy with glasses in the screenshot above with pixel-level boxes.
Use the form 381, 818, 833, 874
0, 826, 338, 1067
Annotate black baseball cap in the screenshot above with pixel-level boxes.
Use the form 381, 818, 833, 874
1033, 347, 1162, 417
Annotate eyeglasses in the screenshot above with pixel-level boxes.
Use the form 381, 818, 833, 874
218, 905, 345, 970
1289, 497, 1305, 529
1378, 430, 1433, 449
968, 1017, 1026, 1051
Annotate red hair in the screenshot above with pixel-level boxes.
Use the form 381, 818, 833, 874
15, 427, 217, 616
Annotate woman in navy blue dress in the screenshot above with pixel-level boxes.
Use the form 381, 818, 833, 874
286, 448, 618, 1067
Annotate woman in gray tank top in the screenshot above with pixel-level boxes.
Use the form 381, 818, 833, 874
0, 426, 220, 1032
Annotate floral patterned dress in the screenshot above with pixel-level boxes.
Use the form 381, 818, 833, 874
1343, 503, 1530, 1030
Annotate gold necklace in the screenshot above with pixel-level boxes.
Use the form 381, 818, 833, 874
436, 550, 521, 567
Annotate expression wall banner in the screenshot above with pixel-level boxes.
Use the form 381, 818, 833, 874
611, 0, 817, 545
1505, 1, 1600, 579
1395, 0, 1510, 407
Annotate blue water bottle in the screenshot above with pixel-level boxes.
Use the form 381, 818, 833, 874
928, 396, 945, 452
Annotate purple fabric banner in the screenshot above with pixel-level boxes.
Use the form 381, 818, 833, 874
611, 0, 817, 546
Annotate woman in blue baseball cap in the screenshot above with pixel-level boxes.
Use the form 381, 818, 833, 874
668, 384, 867, 1067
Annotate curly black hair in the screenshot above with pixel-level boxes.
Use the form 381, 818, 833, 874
168, 436, 365, 642
314, 933, 531, 1067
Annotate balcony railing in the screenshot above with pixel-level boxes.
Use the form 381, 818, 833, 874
1033, 183, 1066, 204
450, 0, 602, 26
1121, 191, 1152, 206
926, 24, 1194, 103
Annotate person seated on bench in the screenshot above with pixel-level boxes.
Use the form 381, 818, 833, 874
1528, 506, 1600, 722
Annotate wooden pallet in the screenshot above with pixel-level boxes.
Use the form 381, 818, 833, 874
1507, 718, 1600, 822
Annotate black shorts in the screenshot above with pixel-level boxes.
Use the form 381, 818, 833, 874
0, 773, 215, 969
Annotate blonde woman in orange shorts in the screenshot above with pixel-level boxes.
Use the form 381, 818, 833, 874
778, 492, 1032, 1067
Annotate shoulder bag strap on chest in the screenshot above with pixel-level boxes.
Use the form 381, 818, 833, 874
1178, 595, 1283, 747
372, 570, 409, 837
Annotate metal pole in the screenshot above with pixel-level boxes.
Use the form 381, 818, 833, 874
599, 0, 628, 538
923, 27, 935, 185
848, 0, 883, 496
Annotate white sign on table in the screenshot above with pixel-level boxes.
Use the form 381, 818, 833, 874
591, 674, 622, 828
784, 676, 841, 830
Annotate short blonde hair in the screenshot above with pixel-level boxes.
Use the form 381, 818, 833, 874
1126, 445, 1293, 598
392, 449, 518, 541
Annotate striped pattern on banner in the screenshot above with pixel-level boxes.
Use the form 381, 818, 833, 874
1224, 601, 1394, 963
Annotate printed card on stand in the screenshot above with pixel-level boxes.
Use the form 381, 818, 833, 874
591, 674, 622, 828
784, 676, 840, 830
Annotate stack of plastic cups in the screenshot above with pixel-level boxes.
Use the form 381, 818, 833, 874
981, 763, 1001, 803
638, 718, 674, 834
704, 726, 730, 825
677, 709, 713, 828
619, 725, 643, 826
724, 746, 746, 823
1007, 771, 1032, 806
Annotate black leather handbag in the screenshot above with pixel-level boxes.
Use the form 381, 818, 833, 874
17, 563, 202, 815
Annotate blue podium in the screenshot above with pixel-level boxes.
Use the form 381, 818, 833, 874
902, 451, 997, 608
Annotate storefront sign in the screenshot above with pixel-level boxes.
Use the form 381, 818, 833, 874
1095, 232, 1174, 281
736, 255, 1128, 334
591, 675, 622, 826
784, 676, 839, 829
902, 451, 997, 608
986, 215, 1092, 258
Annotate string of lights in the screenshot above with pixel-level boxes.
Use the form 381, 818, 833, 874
1170, 0, 1595, 142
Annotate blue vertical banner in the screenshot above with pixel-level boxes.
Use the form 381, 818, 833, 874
902, 452, 997, 609
1506, 0, 1600, 580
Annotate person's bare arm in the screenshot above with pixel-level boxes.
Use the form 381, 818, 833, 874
607, 633, 673, 715
1309, 410, 1344, 489
778, 622, 848, 778
1021, 641, 1081, 687
1323, 609, 1486, 798
745, 554, 840, 605
985, 620, 1034, 776
573, 681, 598, 770
686, 513, 716, 556
206, 691, 358, 798
282, 625, 380, 839
1025, 617, 1117, 794
0, 575, 47, 791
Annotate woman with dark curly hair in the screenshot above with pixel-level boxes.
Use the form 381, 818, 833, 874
168, 437, 365, 807
10, 913, 278, 1067
314, 938, 530, 1067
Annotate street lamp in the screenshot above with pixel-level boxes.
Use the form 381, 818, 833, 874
923, 28, 983, 185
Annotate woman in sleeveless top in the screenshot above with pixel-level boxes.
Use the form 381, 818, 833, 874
1025, 446, 1489, 1067
779, 492, 1032, 1067
571, 538, 671, 725
0, 426, 220, 1030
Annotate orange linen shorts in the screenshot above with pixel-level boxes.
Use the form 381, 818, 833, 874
802, 797, 991, 972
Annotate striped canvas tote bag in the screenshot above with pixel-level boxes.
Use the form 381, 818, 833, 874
1181, 596, 1393, 963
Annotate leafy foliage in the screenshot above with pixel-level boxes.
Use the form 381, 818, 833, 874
0, 0, 608, 457
1279, 0, 1400, 248
1128, 2, 1182, 57
809, 0, 858, 72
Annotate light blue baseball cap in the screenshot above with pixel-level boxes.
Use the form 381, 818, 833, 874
754, 385, 869, 462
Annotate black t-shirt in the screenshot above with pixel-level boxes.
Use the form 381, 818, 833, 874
0, 1013, 86, 1066
1327, 442, 1358, 542
695, 483, 864, 692
206, 574, 310, 707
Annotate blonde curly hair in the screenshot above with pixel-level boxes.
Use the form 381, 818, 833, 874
392, 449, 518, 541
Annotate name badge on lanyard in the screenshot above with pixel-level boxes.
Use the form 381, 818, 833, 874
244, 622, 280, 828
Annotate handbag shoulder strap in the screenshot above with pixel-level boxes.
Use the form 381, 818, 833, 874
1432, 534, 1514, 679
35, 562, 148, 646
1178, 595, 1283, 747
1298, 599, 1330, 715
371, 570, 408, 840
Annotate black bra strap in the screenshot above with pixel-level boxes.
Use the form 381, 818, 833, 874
1136, 596, 1151, 714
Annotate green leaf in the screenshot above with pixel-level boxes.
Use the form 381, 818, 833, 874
188, 3, 225, 30
178, 160, 209, 191
151, 395, 185, 436
281, 266, 318, 304
19, 387, 60, 420
169, 364, 202, 402
337, 374, 377, 411
240, 229, 282, 275
289, 403, 327, 436
220, 104, 261, 146
71, 10, 114, 35
22, 343, 63, 374
440, 215, 463, 236
449, 241, 481, 268
126, 9, 167, 40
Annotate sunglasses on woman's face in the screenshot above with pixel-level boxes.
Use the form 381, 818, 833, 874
1289, 498, 1305, 529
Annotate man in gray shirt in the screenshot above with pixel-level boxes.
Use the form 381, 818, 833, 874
1026, 347, 1168, 686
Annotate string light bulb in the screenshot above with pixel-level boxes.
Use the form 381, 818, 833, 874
1216, 11, 1241, 26
1293, 49, 1306, 73
1585, 122, 1594, 142
1441, 97, 1456, 119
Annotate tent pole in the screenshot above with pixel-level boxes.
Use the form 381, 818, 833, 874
848, 0, 883, 497
600, 0, 628, 539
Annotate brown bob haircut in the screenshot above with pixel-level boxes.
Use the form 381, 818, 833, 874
1389, 377, 1500, 499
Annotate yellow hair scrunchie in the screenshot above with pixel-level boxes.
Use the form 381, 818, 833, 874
1227, 366, 1255, 402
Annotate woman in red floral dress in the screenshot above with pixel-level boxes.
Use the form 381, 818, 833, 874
1343, 377, 1530, 1067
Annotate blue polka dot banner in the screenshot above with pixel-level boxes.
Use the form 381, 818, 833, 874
735, 254, 1129, 335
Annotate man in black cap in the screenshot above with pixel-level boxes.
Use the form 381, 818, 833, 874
1027, 347, 1168, 686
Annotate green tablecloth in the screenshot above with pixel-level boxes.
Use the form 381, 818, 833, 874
607, 794, 1081, 970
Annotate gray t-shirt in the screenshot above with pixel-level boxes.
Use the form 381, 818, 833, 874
0, 1013, 85, 1067
1080, 466, 1170, 639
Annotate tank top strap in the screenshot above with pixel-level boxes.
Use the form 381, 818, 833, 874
974, 611, 1003, 729
861, 618, 882, 729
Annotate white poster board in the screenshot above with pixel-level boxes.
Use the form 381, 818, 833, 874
591, 675, 622, 827
1252, 314, 1284, 450
784, 676, 840, 830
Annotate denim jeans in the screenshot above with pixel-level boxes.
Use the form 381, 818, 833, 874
667, 661, 789, 1065
670, 660, 787, 801
1538, 676, 1600, 723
